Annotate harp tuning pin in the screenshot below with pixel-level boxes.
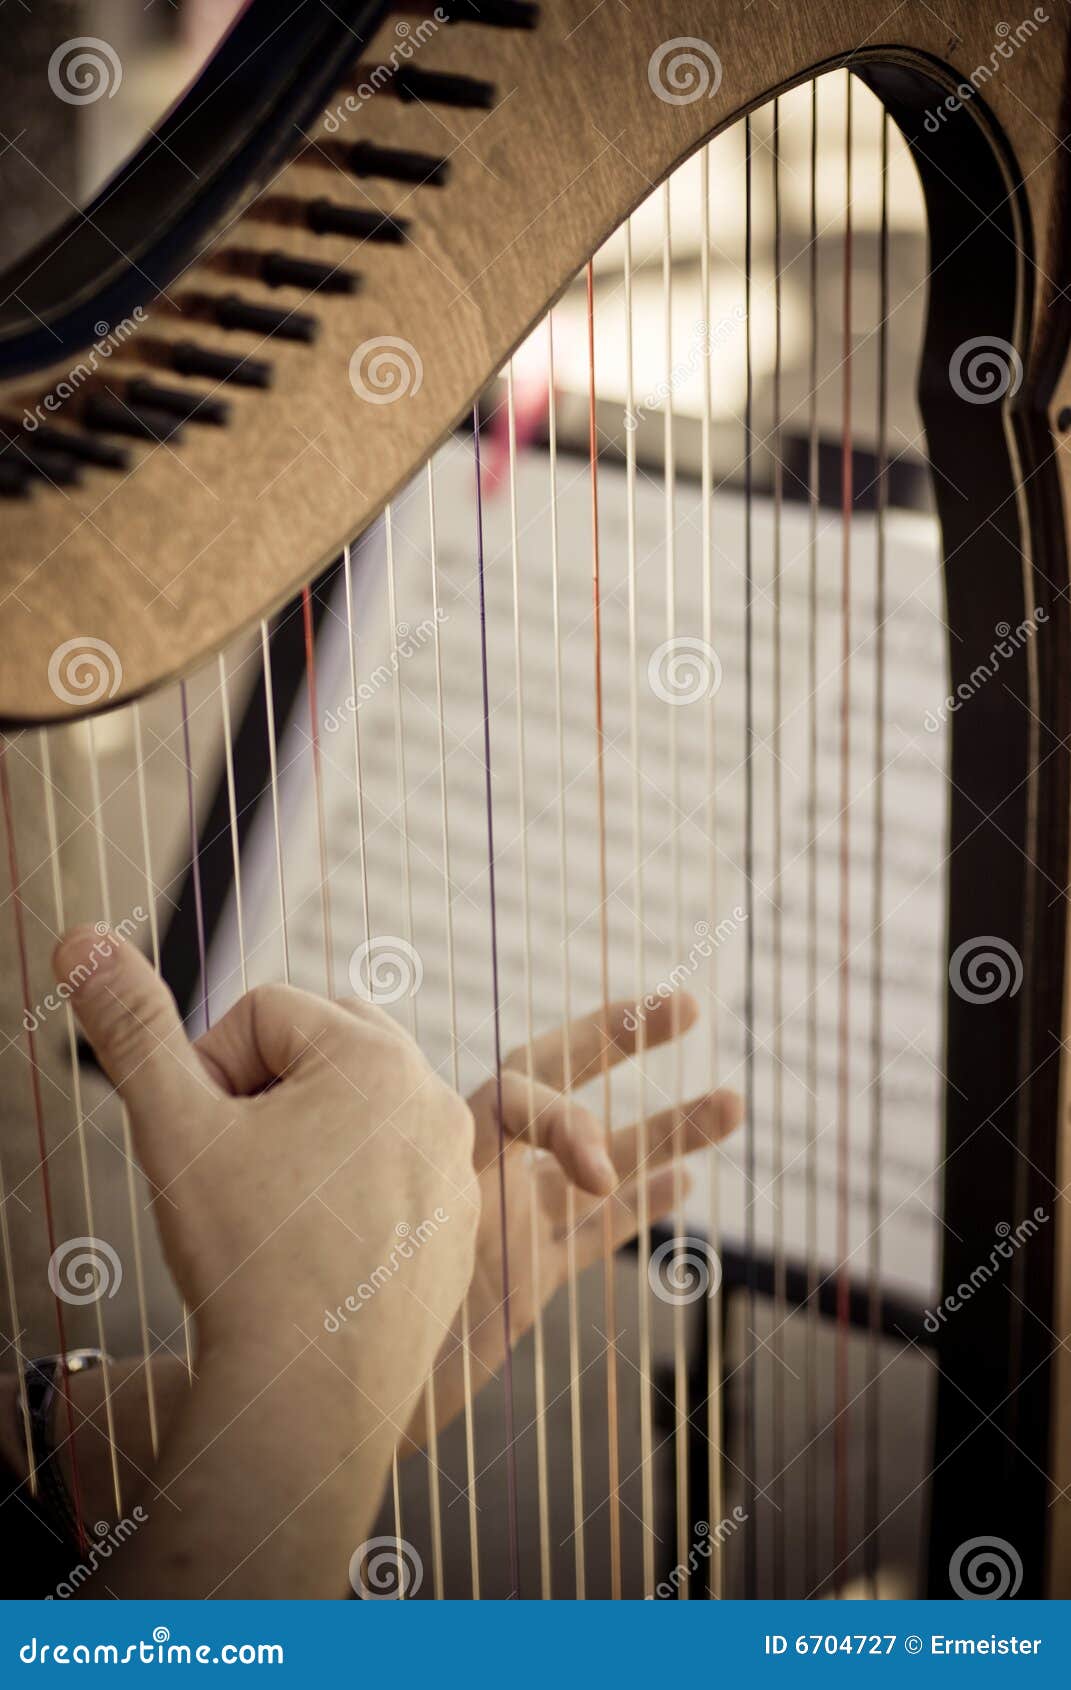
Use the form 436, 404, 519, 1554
27, 424, 131, 470
307, 199, 409, 244
83, 392, 186, 443
215, 293, 320, 344
347, 142, 450, 187
395, 68, 496, 108
0, 458, 33, 499
172, 340, 275, 390
127, 378, 231, 427
259, 251, 361, 294
441, 0, 540, 25
0, 430, 83, 487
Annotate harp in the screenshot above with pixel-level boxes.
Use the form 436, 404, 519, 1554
1, 0, 1069, 1601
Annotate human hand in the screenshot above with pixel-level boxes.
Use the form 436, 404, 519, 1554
417, 990, 741, 1440
55, 927, 480, 1407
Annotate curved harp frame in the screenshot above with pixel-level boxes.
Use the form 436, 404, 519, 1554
1, 0, 1070, 1597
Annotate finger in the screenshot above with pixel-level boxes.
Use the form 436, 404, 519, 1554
335, 995, 416, 1045
574, 1166, 692, 1269
194, 983, 387, 1096
610, 1090, 742, 1181
506, 990, 699, 1093
470, 1070, 617, 1196
54, 925, 217, 1118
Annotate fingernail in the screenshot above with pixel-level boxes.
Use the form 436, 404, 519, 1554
589, 1147, 618, 1195
53, 923, 121, 995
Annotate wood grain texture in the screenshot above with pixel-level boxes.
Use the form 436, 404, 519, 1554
0, 1, 1066, 722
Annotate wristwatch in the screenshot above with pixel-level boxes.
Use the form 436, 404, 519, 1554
18, 1349, 109, 1545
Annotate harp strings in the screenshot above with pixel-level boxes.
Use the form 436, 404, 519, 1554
548, 307, 588, 1601
865, 104, 891, 1598
426, 460, 481, 1599
659, 177, 692, 1601
835, 68, 855, 1590
217, 655, 249, 996
699, 145, 725, 1604
742, 111, 758, 1600
804, 77, 822, 1600
87, 718, 160, 1460
623, 216, 656, 1601
260, 621, 291, 986
588, 256, 623, 1602
39, 730, 124, 1508
505, 362, 553, 1599
179, 684, 209, 1040
473, 402, 522, 1599
770, 94, 787, 1601
0, 740, 89, 1541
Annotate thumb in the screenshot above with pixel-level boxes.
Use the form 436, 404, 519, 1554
54, 925, 217, 1120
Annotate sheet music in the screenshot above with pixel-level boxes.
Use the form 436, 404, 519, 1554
208, 437, 947, 1300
